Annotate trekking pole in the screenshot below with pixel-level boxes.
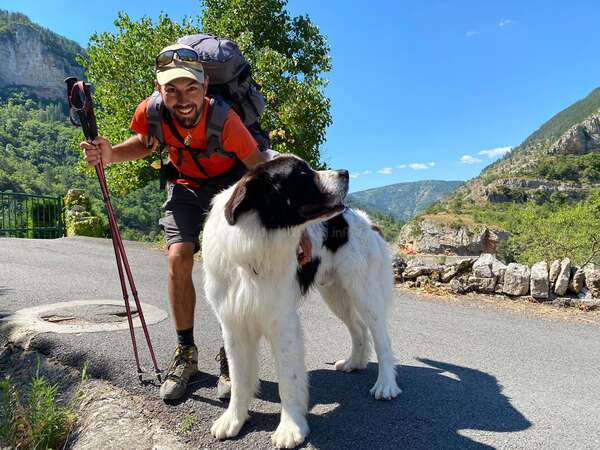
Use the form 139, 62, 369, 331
65, 77, 162, 383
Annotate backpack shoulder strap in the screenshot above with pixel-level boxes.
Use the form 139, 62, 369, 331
146, 91, 164, 147
206, 97, 236, 158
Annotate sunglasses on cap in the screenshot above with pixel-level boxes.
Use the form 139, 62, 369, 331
155, 48, 201, 68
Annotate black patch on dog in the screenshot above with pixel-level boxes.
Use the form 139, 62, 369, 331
296, 257, 321, 295
323, 213, 349, 252
225, 156, 347, 228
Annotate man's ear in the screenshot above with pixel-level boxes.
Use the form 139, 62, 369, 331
224, 177, 251, 225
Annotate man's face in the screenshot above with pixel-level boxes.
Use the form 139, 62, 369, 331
158, 77, 207, 128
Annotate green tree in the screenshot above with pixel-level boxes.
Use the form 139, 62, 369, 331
202, 0, 332, 165
81, 0, 331, 194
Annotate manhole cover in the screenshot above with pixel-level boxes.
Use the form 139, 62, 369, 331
0, 300, 167, 334
40, 305, 140, 325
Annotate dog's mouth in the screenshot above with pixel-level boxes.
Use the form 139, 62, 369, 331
299, 202, 346, 221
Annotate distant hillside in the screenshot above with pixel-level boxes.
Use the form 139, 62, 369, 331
399, 85, 600, 265
443, 86, 600, 208
0, 10, 85, 99
348, 180, 463, 220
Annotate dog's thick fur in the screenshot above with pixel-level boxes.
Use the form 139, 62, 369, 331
202, 155, 400, 448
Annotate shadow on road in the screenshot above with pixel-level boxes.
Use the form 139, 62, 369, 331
237, 358, 532, 449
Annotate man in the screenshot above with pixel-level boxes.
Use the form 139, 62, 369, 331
81, 44, 311, 401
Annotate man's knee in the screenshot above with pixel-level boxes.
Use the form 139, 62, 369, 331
168, 242, 195, 275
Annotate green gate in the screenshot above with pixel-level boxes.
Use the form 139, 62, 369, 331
0, 192, 65, 239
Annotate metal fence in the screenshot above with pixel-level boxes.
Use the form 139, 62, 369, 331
0, 192, 65, 239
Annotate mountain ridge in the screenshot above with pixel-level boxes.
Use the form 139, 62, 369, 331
348, 179, 463, 220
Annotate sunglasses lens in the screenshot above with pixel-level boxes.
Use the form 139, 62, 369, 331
175, 48, 199, 62
156, 50, 175, 67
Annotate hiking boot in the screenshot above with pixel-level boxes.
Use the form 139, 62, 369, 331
159, 344, 199, 401
215, 346, 231, 399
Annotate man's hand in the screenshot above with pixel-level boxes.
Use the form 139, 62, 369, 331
297, 229, 312, 266
80, 136, 113, 167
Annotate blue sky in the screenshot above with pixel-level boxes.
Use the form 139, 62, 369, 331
3, 0, 600, 192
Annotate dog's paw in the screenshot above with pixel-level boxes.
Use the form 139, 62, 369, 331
272, 418, 309, 448
211, 409, 246, 440
370, 379, 401, 400
334, 358, 367, 372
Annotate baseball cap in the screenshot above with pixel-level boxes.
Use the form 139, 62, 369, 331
155, 44, 205, 85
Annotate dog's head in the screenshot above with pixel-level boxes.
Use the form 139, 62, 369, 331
225, 155, 349, 228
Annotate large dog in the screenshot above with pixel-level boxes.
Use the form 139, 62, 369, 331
202, 155, 401, 448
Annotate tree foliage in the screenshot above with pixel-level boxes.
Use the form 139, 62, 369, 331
201, 0, 331, 165
80, 1, 332, 194
465, 194, 600, 266
81, 12, 199, 193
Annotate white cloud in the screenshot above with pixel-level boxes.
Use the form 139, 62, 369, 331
498, 19, 514, 28
408, 163, 429, 170
377, 167, 393, 175
362, 170, 372, 175
460, 154, 483, 164
477, 146, 512, 158
349, 173, 359, 179
397, 164, 407, 169
428, 162, 436, 167
465, 29, 478, 38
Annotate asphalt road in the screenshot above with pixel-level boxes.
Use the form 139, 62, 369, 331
1, 236, 600, 449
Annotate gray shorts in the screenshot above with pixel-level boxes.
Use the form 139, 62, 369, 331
158, 163, 246, 253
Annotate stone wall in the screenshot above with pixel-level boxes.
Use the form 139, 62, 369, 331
394, 253, 600, 310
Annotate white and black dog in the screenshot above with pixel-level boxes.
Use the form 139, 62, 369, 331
202, 155, 401, 448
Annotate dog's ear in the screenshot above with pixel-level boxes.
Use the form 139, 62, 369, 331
224, 177, 251, 225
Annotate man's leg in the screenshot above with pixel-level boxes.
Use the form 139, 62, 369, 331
159, 242, 200, 400
167, 242, 196, 332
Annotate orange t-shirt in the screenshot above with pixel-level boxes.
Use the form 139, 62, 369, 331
130, 96, 257, 184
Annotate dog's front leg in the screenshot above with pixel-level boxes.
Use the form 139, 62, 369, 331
268, 313, 309, 449
211, 325, 259, 440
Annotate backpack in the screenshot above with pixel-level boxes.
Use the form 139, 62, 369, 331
147, 33, 270, 185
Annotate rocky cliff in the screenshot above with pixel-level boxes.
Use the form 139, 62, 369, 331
397, 86, 600, 257
0, 11, 85, 99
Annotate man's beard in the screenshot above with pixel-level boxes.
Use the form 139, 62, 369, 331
171, 105, 202, 128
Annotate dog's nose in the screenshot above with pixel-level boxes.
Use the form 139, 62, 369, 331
338, 169, 349, 179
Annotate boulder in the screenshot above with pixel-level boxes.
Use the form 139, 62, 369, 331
583, 264, 600, 298
473, 254, 493, 277
548, 259, 561, 287
530, 261, 549, 300
415, 275, 431, 287
403, 266, 432, 280
397, 215, 509, 256
503, 263, 531, 296
467, 276, 497, 294
392, 254, 407, 282
473, 253, 507, 278
568, 266, 585, 294
448, 276, 467, 294
440, 258, 475, 283
554, 258, 571, 296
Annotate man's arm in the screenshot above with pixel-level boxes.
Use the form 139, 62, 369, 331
240, 147, 269, 170
80, 134, 154, 167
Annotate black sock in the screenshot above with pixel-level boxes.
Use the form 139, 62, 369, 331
176, 328, 194, 346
